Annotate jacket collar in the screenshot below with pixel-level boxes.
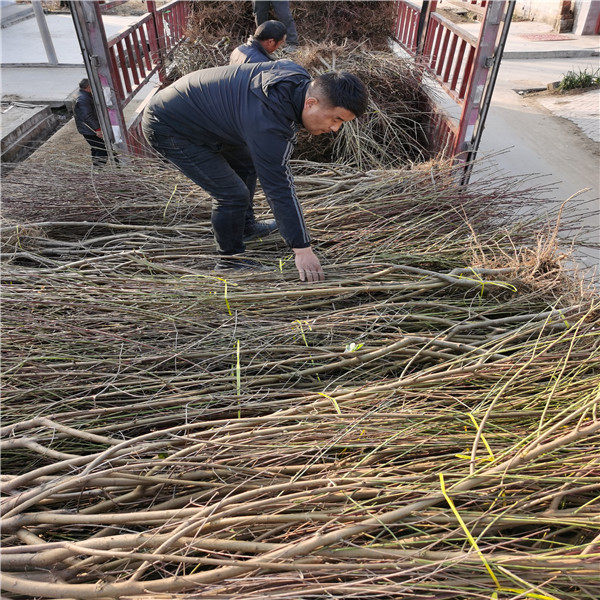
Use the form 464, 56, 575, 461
248, 36, 272, 60
249, 62, 311, 125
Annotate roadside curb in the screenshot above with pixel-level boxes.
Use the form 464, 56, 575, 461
503, 49, 600, 60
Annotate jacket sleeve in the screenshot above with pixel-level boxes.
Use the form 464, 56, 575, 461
247, 131, 311, 249
74, 95, 100, 134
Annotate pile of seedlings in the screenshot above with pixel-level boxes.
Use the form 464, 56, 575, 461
2, 8, 597, 599
184, 0, 396, 50
1, 158, 599, 599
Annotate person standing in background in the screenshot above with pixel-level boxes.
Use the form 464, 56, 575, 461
252, 1, 299, 51
73, 78, 108, 166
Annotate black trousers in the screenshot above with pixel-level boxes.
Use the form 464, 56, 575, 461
82, 134, 108, 166
143, 123, 258, 255
252, 1, 299, 45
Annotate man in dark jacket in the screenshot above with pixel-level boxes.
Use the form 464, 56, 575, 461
73, 79, 107, 166
230, 20, 287, 66
142, 62, 368, 282
253, 1, 299, 50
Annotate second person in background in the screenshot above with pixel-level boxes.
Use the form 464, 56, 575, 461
230, 20, 287, 65
252, 1, 299, 51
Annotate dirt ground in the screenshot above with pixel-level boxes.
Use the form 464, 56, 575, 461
526, 84, 600, 98
435, 7, 476, 24
25, 117, 97, 166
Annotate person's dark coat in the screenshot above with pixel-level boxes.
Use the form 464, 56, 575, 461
229, 36, 274, 65
143, 61, 312, 249
73, 89, 100, 135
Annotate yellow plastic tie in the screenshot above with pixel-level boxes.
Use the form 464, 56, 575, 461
456, 268, 517, 297
293, 319, 312, 346
439, 473, 501, 588
317, 392, 341, 415
469, 413, 495, 461
235, 340, 241, 395
162, 184, 178, 218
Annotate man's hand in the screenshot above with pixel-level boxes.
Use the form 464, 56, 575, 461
293, 247, 324, 283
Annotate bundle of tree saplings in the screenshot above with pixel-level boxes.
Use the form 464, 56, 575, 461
1, 301, 598, 599
2, 157, 560, 244
2, 159, 599, 599
184, 0, 396, 51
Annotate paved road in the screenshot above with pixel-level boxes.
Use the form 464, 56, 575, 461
1, 13, 140, 105
473, 57, 600, 278
537, 90, 599, 143
459, 20, 600, 57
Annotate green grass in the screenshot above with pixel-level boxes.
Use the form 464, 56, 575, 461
559, 67, 600, 91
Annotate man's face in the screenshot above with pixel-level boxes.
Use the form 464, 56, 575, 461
301, 97, 356, 136
263, 35, 286, 53
275, 36, 286, 52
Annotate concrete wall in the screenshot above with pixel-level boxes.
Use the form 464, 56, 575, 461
573, 0, 600, 34
513, 0, 573, 31
1, 105, 56, 162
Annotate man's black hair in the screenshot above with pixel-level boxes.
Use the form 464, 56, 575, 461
254, 20, 287, 42
313, 71, 369, 118
79, 78, 90, 90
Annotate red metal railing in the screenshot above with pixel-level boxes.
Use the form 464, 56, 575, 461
392, 2, 478, 157
429, 109, 458, 158
391, 1, 506, 160
393, 0, 421, 53
107, 0, 190, 107
157, 1, 190, 55
99, 1, 128, 12
452, 0, 488, 7
127, 117, 157, 158
126, 86, 161, 158
421, 12, 477, 104
461, 0, 488, 12
108, 13, 159, 107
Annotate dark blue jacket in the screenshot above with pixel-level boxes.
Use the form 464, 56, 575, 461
229, 37, 274, 65
73, 89, 100, 136
143, 61, 312, 249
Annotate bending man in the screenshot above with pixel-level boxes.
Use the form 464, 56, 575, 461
230, 20, 287, 65
142, 62, 368, 282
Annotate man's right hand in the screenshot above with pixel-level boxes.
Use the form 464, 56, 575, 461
293, 247, 324, 283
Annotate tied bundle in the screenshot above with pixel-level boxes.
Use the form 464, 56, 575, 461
1, 158, 599, 600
